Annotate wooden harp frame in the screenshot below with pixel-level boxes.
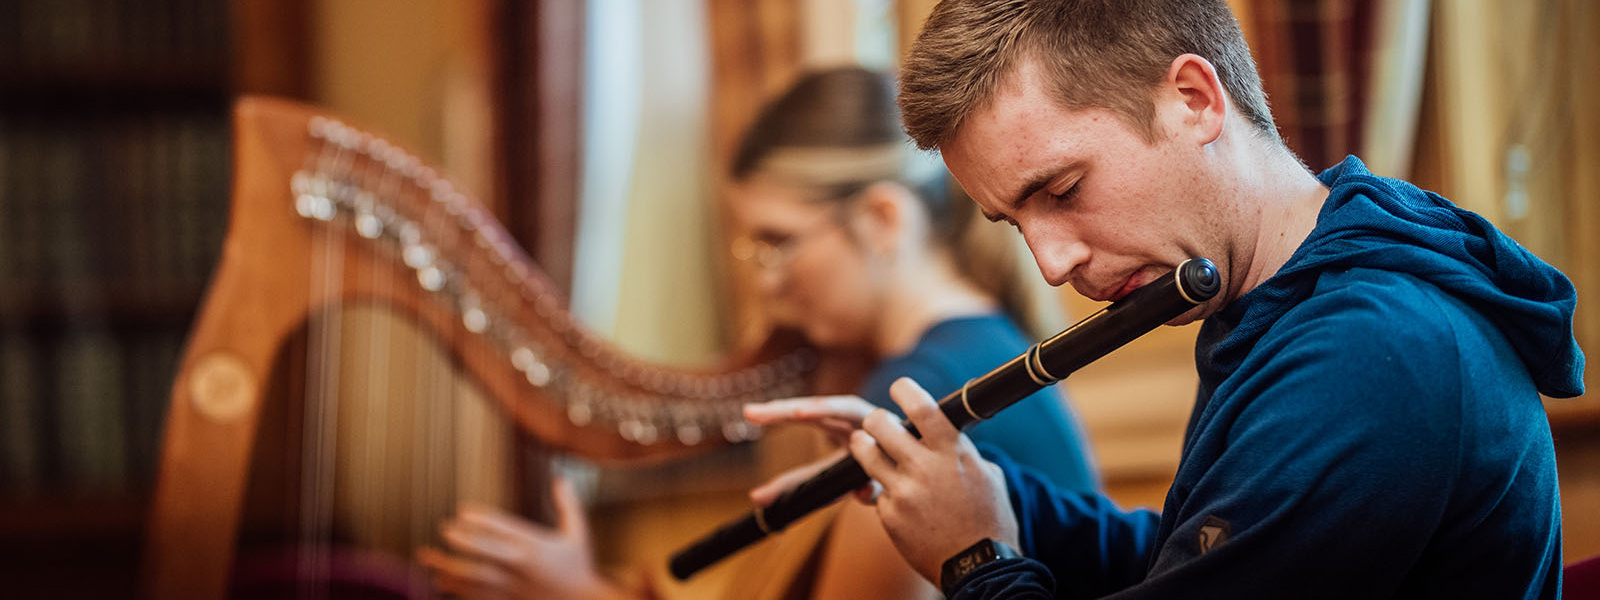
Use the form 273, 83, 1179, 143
142, 97, 817, 599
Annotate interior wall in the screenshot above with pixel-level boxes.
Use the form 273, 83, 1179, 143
310, 0, 492, 199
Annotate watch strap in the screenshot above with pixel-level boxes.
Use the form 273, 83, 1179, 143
940, 538, 1021, 596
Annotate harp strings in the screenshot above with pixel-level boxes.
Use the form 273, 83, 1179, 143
415, 147, 458, 583
301, 119, 349, 598
354, 138, 396, 565
293, 128, 505, 598
294, 126, 367, 597
274, 113, 824, 597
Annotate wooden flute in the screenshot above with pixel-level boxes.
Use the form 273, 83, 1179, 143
669, 257, 1221, 580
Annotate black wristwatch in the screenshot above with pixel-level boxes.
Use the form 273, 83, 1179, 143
940, 538, 1022, 596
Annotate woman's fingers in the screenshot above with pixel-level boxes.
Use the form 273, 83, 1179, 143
551, 477, 589, 539
441, 520, 523, 565
743, 395, 876, 427
749, 448, 848, 506
455, 504, 537, 540
416, 546, 515, 593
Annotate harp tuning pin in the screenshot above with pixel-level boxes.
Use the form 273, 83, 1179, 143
417, 266, 445, 292
524, 360, 552, 388
722, 420, 747, 443
567, 402, 593, 426
355, 211, 383, 239
462, 306, 489, 334
296, 194, 335, 221
637, 422, 659, 445
403, 244, 434, 269
676, 423, 703, 446
511, 346, 537, 371
295, 193, 316, 218
398, 222, 421, 247
623, 419, 657, 445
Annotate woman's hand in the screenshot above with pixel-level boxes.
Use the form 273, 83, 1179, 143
743, 395, 879, 447
416, 478, 634, 600
744, 395, 884, 505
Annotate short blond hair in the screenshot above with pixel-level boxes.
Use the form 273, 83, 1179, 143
900, 0, 1277, 149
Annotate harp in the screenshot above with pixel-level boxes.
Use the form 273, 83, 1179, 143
142, 97, 830, 599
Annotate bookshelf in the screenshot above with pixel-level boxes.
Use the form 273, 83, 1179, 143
0, 0, 305, 597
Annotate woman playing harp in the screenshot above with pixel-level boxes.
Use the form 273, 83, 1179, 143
144, 95, 814, 598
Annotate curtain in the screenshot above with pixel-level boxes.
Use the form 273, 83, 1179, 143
1248, 0, 1381, 171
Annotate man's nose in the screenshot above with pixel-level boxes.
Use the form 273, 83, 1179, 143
1022, 227, 1088, 287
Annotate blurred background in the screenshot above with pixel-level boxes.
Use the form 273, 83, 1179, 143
0, 0, 1595, 598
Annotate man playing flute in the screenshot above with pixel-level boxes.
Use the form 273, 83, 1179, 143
752, 0, 1584, 598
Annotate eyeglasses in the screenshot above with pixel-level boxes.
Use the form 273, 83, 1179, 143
730, 214, 841, 272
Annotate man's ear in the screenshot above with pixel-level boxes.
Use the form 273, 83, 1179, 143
1163, 53, 1228, 146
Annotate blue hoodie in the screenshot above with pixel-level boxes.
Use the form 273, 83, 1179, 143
950, 157, 1585, 600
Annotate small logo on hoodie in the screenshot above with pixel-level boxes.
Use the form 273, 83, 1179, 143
1198, 516, 1231, 554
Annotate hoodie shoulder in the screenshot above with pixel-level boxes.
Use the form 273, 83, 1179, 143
1293, 156, 1584, 398
1281, 266, 1543, 405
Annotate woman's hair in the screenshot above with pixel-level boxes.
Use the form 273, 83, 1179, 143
730, 66, 1064, 338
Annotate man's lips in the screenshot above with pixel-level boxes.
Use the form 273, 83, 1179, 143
1079, 276, 1131, 302
1105, 270, 1159, 302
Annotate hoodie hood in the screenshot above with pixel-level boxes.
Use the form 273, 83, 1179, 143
1211, 156, 1584, 398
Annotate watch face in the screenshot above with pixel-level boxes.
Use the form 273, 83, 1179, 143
942, 539, 1014, 595
953, 553, 979, 572
957, 550, 990, 575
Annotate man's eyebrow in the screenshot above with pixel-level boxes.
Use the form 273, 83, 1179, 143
992, 170, 1059, 221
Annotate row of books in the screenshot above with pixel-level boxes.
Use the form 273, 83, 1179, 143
2, 0, 232, 504
0, 0, 229, 82
0, 324, 184, 497
0, 111, 231, 318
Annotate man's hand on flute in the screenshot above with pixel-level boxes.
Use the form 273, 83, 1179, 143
744, 377, 1020, 585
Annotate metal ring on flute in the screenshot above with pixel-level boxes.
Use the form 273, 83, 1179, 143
960, 379, 987, 421
1024, 344, 1059, 386
1176, 264, 1203, 305
1031, 343, 1062, 383
753, 508, 773, 534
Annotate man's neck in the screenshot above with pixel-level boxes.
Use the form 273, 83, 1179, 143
1227, 143, 1331, 302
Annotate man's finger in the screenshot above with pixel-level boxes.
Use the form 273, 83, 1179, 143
849, 429, 900, 488
851, 480, 883, 505
888, 377, 960, 445
860, 406, 925, 466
